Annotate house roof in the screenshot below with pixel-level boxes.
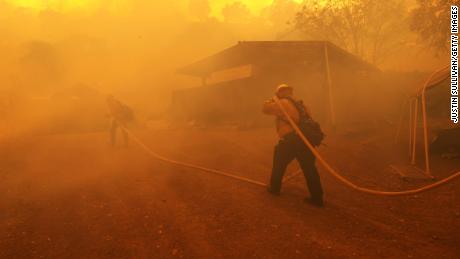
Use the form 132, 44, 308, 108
177, 41, 378, 77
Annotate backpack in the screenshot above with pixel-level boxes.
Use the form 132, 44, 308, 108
121, 104, 134, 122
283, 97, 325, 147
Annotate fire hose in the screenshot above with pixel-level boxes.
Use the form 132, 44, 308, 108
272, 96, 460, 196
119, 98, 459, 197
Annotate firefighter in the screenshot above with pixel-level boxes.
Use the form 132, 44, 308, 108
106, 95, 133, 147
262, 84, 324, 207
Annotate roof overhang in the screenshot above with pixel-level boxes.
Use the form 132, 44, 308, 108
177, 41, 378, 77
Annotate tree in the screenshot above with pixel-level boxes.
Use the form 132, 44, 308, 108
188, 0, 211, 21
222, 1, 252, 23
294, 0, 409, 65
410, 0, 460, 53
262, 0, 300, 28
19, 41, 65, 93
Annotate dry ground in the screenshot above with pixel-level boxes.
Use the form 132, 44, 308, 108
0, 128, 459, 258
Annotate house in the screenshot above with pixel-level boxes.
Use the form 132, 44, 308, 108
173, 41, 379, 127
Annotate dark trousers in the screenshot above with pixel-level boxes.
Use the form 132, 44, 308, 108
270, 132, 323, 201
110, 119, 128, 146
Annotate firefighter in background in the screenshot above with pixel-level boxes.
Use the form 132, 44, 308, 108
106, 95, 133, 147
262, 84, 324, 207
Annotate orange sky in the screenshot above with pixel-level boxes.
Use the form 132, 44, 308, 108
5, 0, 304, 15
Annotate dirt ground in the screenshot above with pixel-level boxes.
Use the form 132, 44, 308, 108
0, 128, 459, 258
